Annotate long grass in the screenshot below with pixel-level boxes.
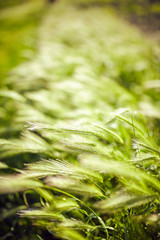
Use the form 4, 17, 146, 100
0, 1, 160, 239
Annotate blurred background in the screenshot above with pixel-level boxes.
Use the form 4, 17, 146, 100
0, 0, 160, 78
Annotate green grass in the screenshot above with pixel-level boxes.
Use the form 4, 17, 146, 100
0, 0, 46, 79
0, 1, 160, 239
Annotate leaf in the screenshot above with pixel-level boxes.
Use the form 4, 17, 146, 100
24, 159, 103, 183
19, 208, 64, 220
0, 175, 43, 194
95, 193, 157, 212
53, 198, 79, 211
80, 154, 160, 193
0, 131, 53, 159
137, 141, 160, 156
58, 219, 95, 230
0, 90, 25, 102
0, 162, 8, 169
37, 235, 44, 240
46, 175, 103, 196
27, 121, 117, 143
91, 122, 124, 144
55, 229, 86, 240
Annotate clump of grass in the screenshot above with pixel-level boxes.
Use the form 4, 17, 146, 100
0, 1, 160, 239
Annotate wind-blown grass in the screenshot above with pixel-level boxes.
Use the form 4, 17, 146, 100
0, 1, 160, 239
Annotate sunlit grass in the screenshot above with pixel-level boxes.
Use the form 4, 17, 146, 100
0, 1, 160, 239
